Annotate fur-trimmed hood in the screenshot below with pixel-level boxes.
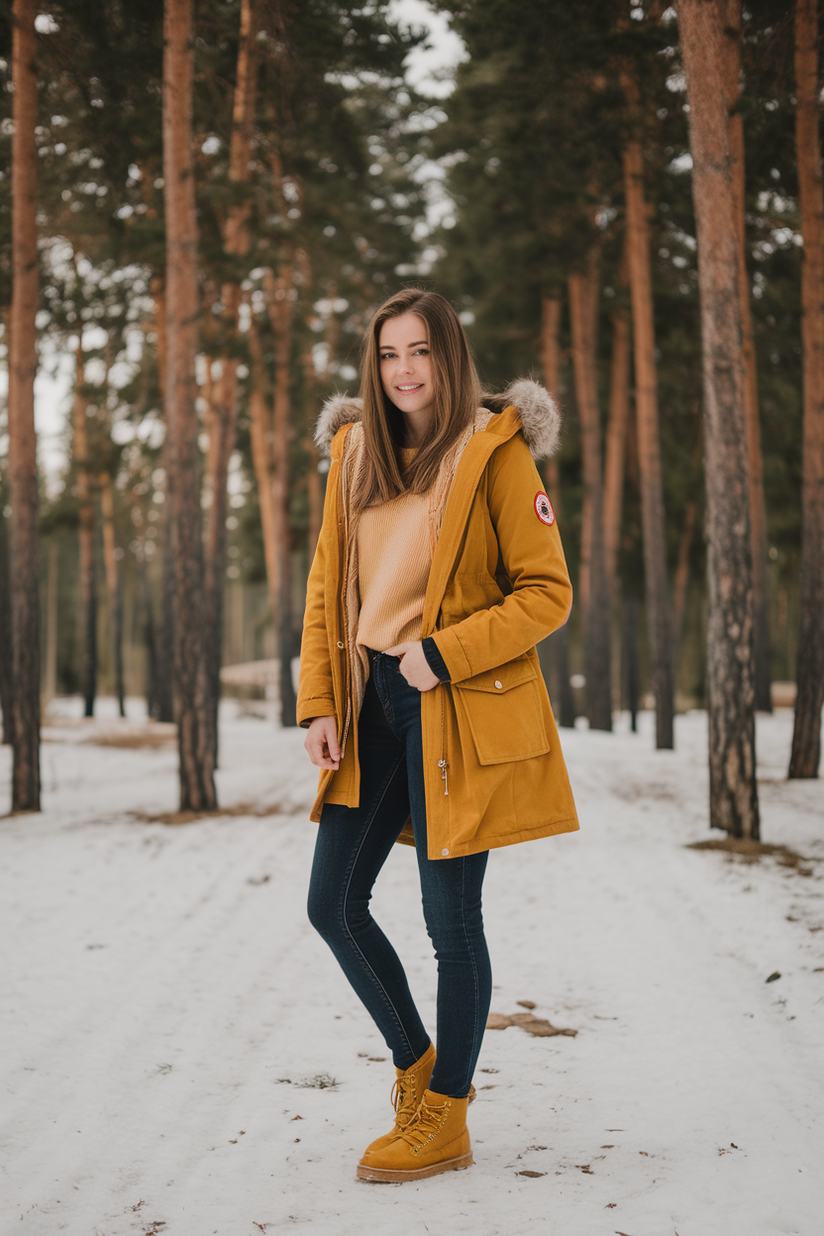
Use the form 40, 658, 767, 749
313, 377, 561, 462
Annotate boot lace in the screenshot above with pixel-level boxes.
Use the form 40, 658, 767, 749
390, 1074, 420, 1130
397, 1096, 448, 1154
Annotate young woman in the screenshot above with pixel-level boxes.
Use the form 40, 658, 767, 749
298, 288, 578, 1183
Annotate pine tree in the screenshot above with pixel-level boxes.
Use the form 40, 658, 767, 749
789, 0, 824, 778
163, 0, 217, 810
7, 0, 40, 811
679, 0, 759, 837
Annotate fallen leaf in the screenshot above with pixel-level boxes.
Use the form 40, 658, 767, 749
517, 999, 537, 1009
766, 971, 781, 983
487, 1011, 577, 1037
576, 1164, 593, 1174
517, 1170, 546, 1178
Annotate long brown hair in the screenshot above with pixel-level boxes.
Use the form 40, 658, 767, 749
354, 288, 483, 511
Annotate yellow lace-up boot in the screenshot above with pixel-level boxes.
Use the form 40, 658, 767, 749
357, 1088, 473, 1181
361, 1043, 436, 1158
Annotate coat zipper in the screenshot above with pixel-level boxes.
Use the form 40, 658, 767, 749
436, 608, 448, 795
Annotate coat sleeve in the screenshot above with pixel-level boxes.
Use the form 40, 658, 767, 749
296, 457, 339, 728
429, 434, 572, 683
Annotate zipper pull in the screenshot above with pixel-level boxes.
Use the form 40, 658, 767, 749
438, 758, 449, 796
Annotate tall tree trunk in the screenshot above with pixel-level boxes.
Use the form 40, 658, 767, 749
603, 257, 631, 597
672, 412, 703, 663
301, 335, 324, 554
622, 106, 675, 749
73, 341, 97, 718
138, 549, 160, 719
163, 0, 217, 810
790, 0, 824, 778
0, 487, 13, 744
152, 281, 175, 722
203, 360, 238, 759
721, 0, 772, 712
99, 473, 125, 717
264, 265, 298, 727
8, 0, 40, 811
157, 501, 176, 722
622, 594, 640, 734
203, 0, 260, 757
44, 538, 58, 706
539, 290, 575, 727
247, 315, 282, 676
679, 0, 759, 837
568, 254, 612, 732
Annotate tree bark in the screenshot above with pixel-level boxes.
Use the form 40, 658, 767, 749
152, 283, 175, 723
44, 538, 58, 707
672, 412, 703, 663
622, 594, 640, 734
0, 492, 13, 744
202, 0, 260, 757
163, 0, 217, 809
264, 265, 298, 727
539, 290, 575, 728
790, 0, 824, 778
621, 95, 675, 749
679, 0, 759, 837
721, 0, 772, 712
8, 0, 40, 810
73, 341, 97, 718
568, 255, 612, 731
603, 258, 631, 598
99, 473, 125, 717
138, 549, 160, 719
247, 314, 281, 667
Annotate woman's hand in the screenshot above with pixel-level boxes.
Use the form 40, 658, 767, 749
384, 640, 440, 692
304, 716, 341, 769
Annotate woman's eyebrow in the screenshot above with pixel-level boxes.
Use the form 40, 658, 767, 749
379, 340, 428, 350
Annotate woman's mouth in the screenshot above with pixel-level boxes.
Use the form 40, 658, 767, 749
395, 383, 423, 392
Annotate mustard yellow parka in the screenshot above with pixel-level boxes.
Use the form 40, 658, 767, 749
297, 378, 579, 860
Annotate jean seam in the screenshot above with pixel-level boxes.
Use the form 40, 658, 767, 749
461, 857, 481, 1097
373, 656, 398, 735
338, 749, 417, 1061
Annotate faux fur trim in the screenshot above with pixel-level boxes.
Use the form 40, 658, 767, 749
313, 378, 561, 461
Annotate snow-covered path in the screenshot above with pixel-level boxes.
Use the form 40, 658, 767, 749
1, 704, 823, 1236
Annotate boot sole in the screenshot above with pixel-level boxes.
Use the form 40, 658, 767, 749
357, 1152, 474, 1182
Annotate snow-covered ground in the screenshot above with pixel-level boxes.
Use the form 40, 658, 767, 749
1, 700, 822, 1236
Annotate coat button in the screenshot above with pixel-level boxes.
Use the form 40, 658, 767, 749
337, 641, 345, 649
494, 680, 503, 689
441, 848, 449, 856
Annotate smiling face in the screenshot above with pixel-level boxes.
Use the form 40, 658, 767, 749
378, 312, 435, 443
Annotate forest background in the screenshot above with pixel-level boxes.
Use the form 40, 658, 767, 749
1, 0, 822, 827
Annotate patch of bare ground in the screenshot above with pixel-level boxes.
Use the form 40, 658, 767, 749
43, 718, 177, 749
88, 729, 177, 750
687, 837, 819, 877
130, 802, 282, 826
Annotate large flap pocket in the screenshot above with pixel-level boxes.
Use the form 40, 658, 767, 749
453, 657, 550, 765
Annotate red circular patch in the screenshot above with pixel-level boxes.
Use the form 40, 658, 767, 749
534, 491, 555, 525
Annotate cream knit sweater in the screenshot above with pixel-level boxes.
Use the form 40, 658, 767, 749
356, 448, 430, 652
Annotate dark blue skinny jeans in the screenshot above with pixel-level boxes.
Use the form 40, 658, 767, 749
307, 652, 492, 1098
